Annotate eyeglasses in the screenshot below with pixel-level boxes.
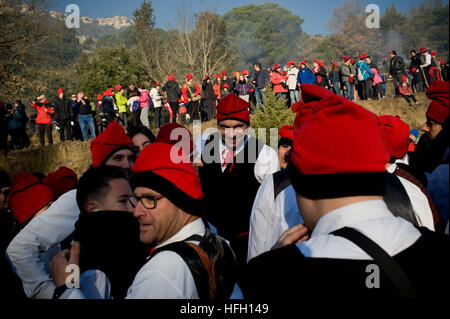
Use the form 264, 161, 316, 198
128, 194, 164, 209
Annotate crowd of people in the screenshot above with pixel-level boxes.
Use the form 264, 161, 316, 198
1, 47, 448, 156
1, 83, 448, 300
0, 47, 449, 301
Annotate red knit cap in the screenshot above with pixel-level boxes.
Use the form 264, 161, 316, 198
279, 125, 294, 140
241, 70, 249, 76
9, 173, 55, 224
221, 70, 227, 76
286, 60, 295, 66
104, 88, 114, 96
216, 93, 250, 125
90, 121, 134, 167
299, 61, 308, 66
97, 94, 103, 101
411, 67, 417, 73
115, 84, 122, 91
223, 84, 229, 89
42, 166, 78, 197
343, 55, 350, 61
430, 51, 437, 56
57, 88, 63, 95
216, 73, 221, 79
420, 48, 426, 53
273, 64, 281, 70
168, 74, 175, 81
130, 143, 203, 216
401, 75, 407, 82
186, 73, 193, 81
378, 115, 410, 159
155, 123, 194, 154
360, 53, 367, 60
350, 59, 355, 64
204, 74, 210, 79
290, 94, 389, 199
425, 80, 449, 124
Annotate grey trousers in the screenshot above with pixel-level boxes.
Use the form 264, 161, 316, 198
140, 107, 150, 129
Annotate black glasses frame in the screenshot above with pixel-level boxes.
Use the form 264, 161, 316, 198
128, 194, 164, 209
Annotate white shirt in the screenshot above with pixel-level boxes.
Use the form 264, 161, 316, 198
248, 174, 302, 262
287, 67, 299, 90
420, 53, 431, 68
387, 164, 435, 231
297, 200, 421, 259
195, 132, 280, 183
150, 88, 162, 108
6, 189, 80, 299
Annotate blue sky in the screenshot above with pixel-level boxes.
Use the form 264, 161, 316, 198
50, 0, 447, 35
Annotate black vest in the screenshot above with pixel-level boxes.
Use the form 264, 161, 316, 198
199, 132, 264, 239
242, 226, 450, 299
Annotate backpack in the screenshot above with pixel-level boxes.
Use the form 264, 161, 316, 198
132, 100, 140, 112
357, 64, 365, 81
149, 228, 237, 299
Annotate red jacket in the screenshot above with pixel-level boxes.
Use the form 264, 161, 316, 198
271, 71, 288, 93
31, 101, 54, 125
399, 84, 412, 95
181, 83, 201, 103
213, 83, 221, 100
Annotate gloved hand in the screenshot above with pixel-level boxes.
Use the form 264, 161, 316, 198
70, 121, 74, 126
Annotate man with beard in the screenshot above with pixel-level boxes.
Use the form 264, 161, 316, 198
411, 81, 449, 232
6, 121, 136, 299
49, 166, 149, 299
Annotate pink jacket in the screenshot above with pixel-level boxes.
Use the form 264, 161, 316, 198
271, 71, 288, 94
138, 90, 150, 108
370, 68, 383, 86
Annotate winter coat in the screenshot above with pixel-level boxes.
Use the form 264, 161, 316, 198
389, 55, 406, 75
371, 68, 383, 86
101, 96, 116, 114
356, 61, 373, 81
162, 81, 182, 103
222, 78, 234, 92
271, 71, 288, 93
234, 81, 251, 96
77, 98, 92, 115
409, 55, 422, 71
287, 67, 300, 90
329, 70, 340, 85
138, 90, 150, 108
150, 88, 163, 108
30, 100, 54, 125
181, 83, 201, 103
202, 79, 216, 100
53, 97, 74, 121
213, 83, 221, 100
7, 112, 23, 131
16, 104, 28, 128
313, 66, 328, 87
114, 93, 128, 113
252, 69, 270, 89
340, 64, 356, 83
126, 87, 140, 99
297, 67, 315, 85
399, 83, 412, 95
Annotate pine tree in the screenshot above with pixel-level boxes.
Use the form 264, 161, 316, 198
250, 85, 295, 146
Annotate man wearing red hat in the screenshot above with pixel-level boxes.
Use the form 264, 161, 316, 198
356, 53, 374, 100
162, 75, 182, 124
30, 95, 54, 146
53, 88, 74, 142
296, 61, 315, 89
42, 166, 78, 198
389, 49, 406, 97
286, 61, 300, 104
243, 87, 450, 299
196, 93, 279, 275
6, 121, 137, 299
341, 55, 356, 101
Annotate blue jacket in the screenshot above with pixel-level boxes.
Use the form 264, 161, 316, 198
252, 69, 270, 89
7, 112, 23, 131
356, 61, 373, 81
297, 67, 315, 85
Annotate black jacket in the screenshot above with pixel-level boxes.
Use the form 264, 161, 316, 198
53, 97, 74, 121
409, 55, 422, 70
162, 81, 182, 103
202, 79, 215, 100
77, 98, 92, 115
389, 55, 406, 75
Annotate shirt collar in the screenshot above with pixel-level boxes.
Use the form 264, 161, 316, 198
311, 200, 392, 237
156, 218, 205, 249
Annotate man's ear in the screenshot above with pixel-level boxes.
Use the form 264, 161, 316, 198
85, 200, 99, 213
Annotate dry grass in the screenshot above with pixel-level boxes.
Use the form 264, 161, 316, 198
0, 94, 428, 178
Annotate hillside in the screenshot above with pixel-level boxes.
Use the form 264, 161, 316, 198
0, 94, 429, 178
49, 10, 134, 43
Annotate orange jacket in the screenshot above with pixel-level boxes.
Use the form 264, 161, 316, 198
213, 83, 221, 100
31, 101, 54, 125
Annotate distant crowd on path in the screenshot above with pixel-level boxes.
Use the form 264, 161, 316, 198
0, 47, 448, 155
0, 74, 449, 300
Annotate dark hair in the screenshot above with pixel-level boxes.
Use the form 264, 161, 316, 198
5, 104, 12, 110
14, 100, 22, 105
33, 172, 46, 183
254, 63, 261, 68
150, 80, 157, 88
366, 55, 371, 59
76, 166, 127, 214
0, 170, 11, 189
410, 49, 416, 54
127, 125, 156, 143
